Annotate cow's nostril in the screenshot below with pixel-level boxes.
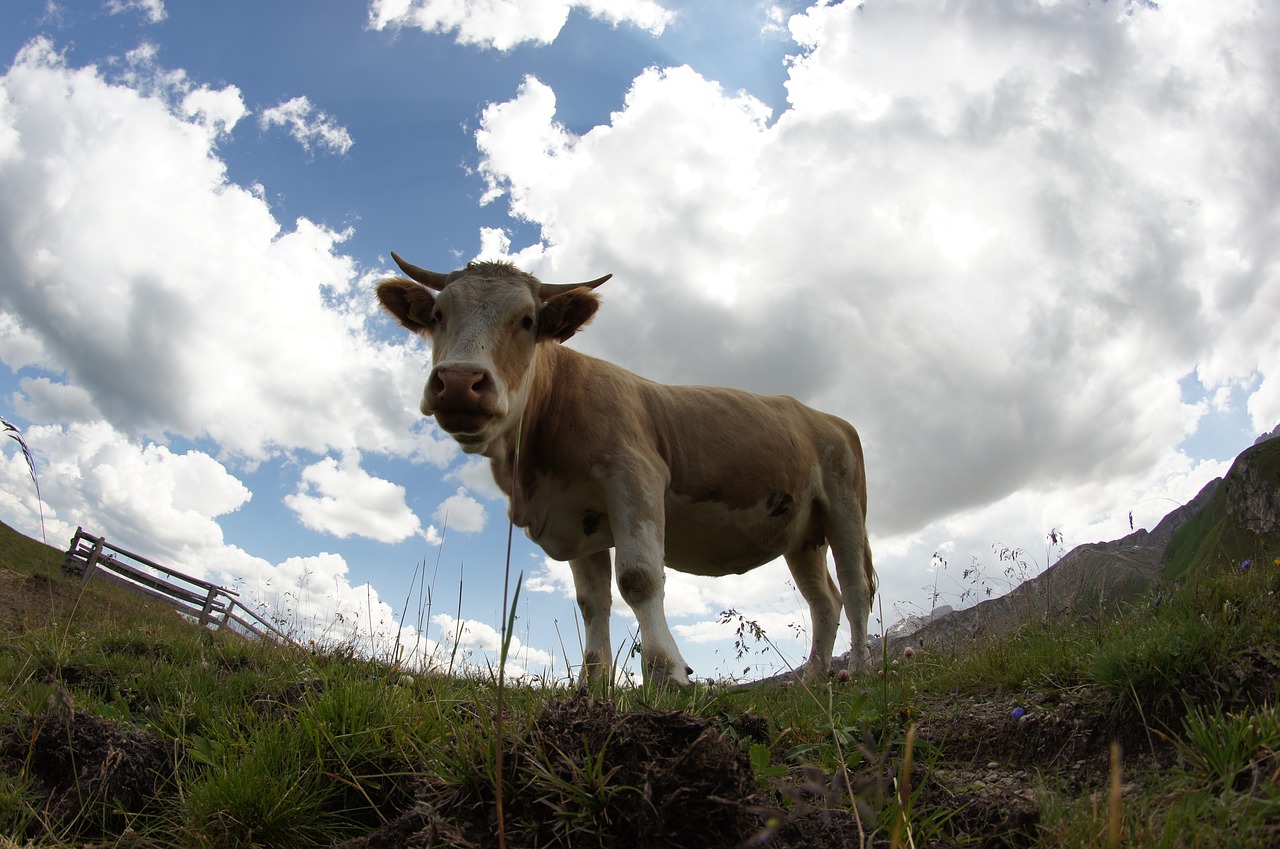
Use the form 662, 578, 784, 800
431, 367, 492, 405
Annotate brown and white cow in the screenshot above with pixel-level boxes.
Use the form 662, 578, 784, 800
377, 255, 875, 686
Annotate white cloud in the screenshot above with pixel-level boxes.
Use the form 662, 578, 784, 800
0, 38, 466, 667
285, 452, 424, 543
233, 551, 421, 657
106, 0, 166, 24
259, 95, 354, 156
434, 487, 488, 533
181, 84, 247, 137
459, 0, 1280, 675
0, 421, 432, 661
368, 0, 674, 50
0, 39, 428, 461
445, 457, 506, 501
111, 41, 236, 140
431, 612, 558, 678
526, 555, 574, 596
11, 378, 100, 426
0, 420, 249, 567
471, 0, 1280, 541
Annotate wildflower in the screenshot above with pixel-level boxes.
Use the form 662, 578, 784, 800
1241, 559, 1253, 571
904, 647, 916, 658
1273, 558, 1280, 568
1010, 707, 1026, 719
838, 669, 852, 682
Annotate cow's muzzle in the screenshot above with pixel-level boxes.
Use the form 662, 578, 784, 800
425, 365, 499, 434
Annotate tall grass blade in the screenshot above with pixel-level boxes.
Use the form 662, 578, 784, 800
2, 415, 46, 546
1108, 741, 1122, 849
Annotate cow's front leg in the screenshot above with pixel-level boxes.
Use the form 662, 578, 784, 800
602, 471, 692, 687
618, 558, 690, 686
569, 550, 613, 683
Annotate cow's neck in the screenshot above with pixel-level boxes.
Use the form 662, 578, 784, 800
484, 342, 563, 502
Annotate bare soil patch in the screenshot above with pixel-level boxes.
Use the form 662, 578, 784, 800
334, 692, 869, 849
0, 709, 177, 839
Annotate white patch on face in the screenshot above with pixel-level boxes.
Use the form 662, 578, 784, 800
422, 277, 540, 454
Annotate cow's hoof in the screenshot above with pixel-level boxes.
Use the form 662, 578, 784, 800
645, 659, 693, 688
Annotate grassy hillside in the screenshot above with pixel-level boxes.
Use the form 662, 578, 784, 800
1163, 437, 1280, 584
1, 495, 1278, 847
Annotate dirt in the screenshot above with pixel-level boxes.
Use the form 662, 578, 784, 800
331, 688, 1157, 849
0, 709, 177, 839
335, 692, 813, 849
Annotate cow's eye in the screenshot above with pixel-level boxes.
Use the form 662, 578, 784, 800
521, 315, 534, 331
432, 309, 443, 325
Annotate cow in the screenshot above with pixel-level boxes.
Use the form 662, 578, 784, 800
377, 254, 875, 686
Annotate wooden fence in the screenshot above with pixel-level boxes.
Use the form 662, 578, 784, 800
62, 527, 294, 645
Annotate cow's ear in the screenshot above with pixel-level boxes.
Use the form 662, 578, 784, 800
539, 289, 600, 342
377, 278, 438, 334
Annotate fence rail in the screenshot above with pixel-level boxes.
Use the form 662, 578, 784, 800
62, 527, 294, 645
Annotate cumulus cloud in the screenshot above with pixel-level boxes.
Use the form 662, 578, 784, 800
434, 487, 488, 533
73, 424, 238, 541
0, 419, 247, 566
368, 0, 674, 50
0, 39, 435, 461
0, 37, 465, 663
111, 42, 245, 143
0, 418, 432, 659
259, 95, 354, 156
445, 457, 506, 501
106, 0, 167, 24
460, 0, 1280, 663
285, 452, 424, 543
432, 613, 558, 678
181, 84, 247, 137
471, 0, 1280, 541
239, 551, 421, 656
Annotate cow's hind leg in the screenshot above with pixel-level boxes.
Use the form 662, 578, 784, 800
824, 497, 873, 674
784, 544, 842, 683
569, 550, 613, 683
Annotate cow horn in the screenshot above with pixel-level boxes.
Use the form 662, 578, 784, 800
538, 274, 612, 298
391, 252, 451, 291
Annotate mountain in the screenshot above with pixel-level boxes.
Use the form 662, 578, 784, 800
870, 605, 953, 648
877, 428, 1280, 659
1162, 429, 1280, 583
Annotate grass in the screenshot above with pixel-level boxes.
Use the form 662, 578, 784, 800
0, 492, 1278, 847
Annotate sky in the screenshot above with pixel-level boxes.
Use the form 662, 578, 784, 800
0, 0, 1277, 683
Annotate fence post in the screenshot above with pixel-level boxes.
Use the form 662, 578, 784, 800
61, 527, 86, 576
199, 587, 219, 627
82, 534, 105, 584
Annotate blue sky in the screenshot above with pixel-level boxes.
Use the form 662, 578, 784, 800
1, 0, 1276, 683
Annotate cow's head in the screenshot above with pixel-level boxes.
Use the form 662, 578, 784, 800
377, 253, 609, 454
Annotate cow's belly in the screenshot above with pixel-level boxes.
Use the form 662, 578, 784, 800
520, 484, 821, 573
662, 494, 821, 576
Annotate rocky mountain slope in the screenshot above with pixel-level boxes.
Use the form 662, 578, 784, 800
879, 429, 1280, 659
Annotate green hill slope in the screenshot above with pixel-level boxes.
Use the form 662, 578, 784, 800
1163, 436, 1280, 583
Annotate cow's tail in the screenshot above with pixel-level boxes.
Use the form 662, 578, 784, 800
863, 536, 877, 606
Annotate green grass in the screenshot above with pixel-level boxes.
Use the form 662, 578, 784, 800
1, 508, 1279, 847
